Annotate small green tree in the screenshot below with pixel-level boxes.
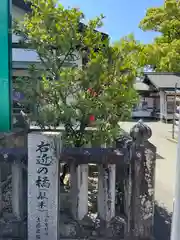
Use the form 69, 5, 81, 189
139, 0, 180, 71
14, 0, 141, 147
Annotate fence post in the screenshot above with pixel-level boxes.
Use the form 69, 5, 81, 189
97, 163, 116, 222
70, 142, 89, 221
116, 135, 132, 232
12, 163, 23, 219
129, 120, 156, 239
28, 132, 61, 240
70, 163, 89, 220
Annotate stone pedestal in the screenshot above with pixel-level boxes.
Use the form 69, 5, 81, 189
28, 132, 61, 240
12, 163, 23, 219
97, 164, 116, 222
70, 163, 88, 220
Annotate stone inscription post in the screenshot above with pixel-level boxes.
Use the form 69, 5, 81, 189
129, 120, 156, 239
28, 132, 61, 240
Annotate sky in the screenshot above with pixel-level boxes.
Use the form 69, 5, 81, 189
59, 0, 164, 44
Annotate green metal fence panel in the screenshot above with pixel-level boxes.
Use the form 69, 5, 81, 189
0, 0, 12, 132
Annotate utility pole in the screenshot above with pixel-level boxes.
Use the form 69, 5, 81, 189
172, 83, 178, 139
170, 104, 180, 240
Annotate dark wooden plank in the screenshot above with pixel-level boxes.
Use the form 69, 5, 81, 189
0, 147, 26, 155
60, 147, 126, 164
0, 147, 126, 165
62, 147, 123, 156
60, 154, 125, 165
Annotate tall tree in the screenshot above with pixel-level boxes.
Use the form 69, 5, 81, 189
14, 0, 141, 147
139, 0, 180, 71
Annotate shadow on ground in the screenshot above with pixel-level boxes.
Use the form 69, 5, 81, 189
154, 202, 172, 240
156, 153, 165, 160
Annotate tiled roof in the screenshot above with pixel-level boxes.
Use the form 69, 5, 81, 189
144, 72, 180, 89
133, 82, 150, 91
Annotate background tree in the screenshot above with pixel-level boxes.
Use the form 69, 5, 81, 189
14, 0, 142, 147
139, 0, 180, 71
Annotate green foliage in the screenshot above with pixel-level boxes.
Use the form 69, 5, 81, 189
14, 0, 141, 146
113, 34, 145, 75
139, 0, 180, 71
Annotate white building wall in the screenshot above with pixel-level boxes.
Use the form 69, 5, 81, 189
159, 90, 170, 120
12, 48, 40, 62
159, 91, 164, 120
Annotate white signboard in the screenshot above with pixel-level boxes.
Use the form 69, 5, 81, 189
28, 132, 60, 240
167, 96, 174, 102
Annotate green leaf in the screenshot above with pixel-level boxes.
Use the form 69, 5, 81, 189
139, 0, 180, 71
13, 0, 142, 146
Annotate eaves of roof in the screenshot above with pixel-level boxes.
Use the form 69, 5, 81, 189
12, 0, 31, 12
143, 72, 180, 89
